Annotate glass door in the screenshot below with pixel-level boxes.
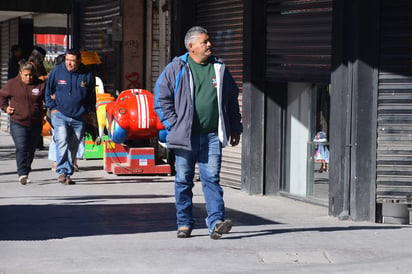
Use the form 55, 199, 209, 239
283, 83, 330, 204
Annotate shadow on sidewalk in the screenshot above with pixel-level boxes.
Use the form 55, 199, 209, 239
34, 176, 175, 185
224, 225, 406, 240
0, 202, 278, 241
0, 150, 16, 161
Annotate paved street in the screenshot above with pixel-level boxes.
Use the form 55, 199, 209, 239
0, 130, 411, 274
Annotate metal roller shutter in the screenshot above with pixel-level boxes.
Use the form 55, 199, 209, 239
376, 0, 412, 204
146, 0, 170, 91
0, 19, 18, 132
1, 19, 18, 87
0, 22, 10, 132
1, 22, 10, 88
266, 0, 332, 83
78, 0, 120, 94
195, 0, 244, 189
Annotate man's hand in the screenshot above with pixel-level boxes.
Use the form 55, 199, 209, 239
229, 133, 241, 146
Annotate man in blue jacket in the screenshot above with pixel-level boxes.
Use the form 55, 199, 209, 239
46, 49, 96, 185
154, 26, 242, 239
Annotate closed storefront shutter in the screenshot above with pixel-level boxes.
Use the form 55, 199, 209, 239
78, 0, 120, 94
146, 0, 170, 91
0, 19, 19, 132
0, 22, 11, 88
266, 0, 332, 83
195, 0, 243, 189
0, 22, 10, 132
376, 0, 412, 204
1, 19, 19, 87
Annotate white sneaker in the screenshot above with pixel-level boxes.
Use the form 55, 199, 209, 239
19, 175, 28, 185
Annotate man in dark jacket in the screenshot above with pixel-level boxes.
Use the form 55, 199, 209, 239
7, 44, 23, 80
154, 26, 242, 239
45, 48, 96, 185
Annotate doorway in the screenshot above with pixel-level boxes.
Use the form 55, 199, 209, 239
283, 83, 330, 205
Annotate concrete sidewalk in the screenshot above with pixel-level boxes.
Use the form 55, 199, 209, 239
0, 130, 411, 274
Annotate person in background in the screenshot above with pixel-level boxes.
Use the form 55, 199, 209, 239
7, 45, 23, 80
313, 131, 329, 173
29, 46, 48, 81
45, 49, 95, 185
154, 26, 242, 239
28, 46, 48, 150
0, 61, 46, 185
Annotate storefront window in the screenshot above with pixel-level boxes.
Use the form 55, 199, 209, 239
34, 34, 68, 72
32, 13, 69, 73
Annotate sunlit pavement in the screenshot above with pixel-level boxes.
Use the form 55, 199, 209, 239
0, 130, 411, 274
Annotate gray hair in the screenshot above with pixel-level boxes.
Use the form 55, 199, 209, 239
184, 26, 208, 50
19, 60, 35, 72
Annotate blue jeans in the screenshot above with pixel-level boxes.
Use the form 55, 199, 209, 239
48, 128, 85, 161
10, 120, 42, 177
51, 111, 85, 176
174, 132, 224, 233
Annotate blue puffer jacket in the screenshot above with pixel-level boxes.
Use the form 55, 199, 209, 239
45, 62, 96, 118
154, 52, 242, 150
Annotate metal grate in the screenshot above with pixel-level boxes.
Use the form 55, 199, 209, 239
377, 0, 412, 204
266, 0, 332, 83
195, 0, 244, 189
78, 0, 120, 94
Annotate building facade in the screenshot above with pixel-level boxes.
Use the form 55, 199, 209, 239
171, 0, 412, 224
1, 0, 411, 224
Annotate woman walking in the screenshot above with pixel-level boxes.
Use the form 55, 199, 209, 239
0, 61, 46, 184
